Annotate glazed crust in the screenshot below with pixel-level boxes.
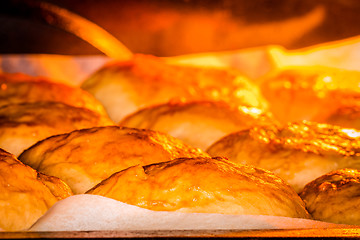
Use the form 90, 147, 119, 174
81, 54, 268, 122
120, 100, 276, 150
87, 157, 310, 219
0, 73, 108, 116
299, 168, 360, 225
0, 102, 114, 156
19, 126, 208, 194
207, 121, 360, 192
260, 66, 360, 124
0, 148, 72, 231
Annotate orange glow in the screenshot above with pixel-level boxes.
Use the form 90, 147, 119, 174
39, 1, 133, 61
270, 35, 360, 72
238, 106, 263, 116
340, 128, 360, 138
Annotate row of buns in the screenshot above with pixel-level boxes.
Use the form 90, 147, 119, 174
1, 54, 360, 231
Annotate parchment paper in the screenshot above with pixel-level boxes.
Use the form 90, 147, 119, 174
30, 194, 348, 232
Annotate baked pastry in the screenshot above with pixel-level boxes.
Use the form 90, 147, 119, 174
87, 156, 310, 219
259, 66, 360, 123
19, 126, 208, 194
81, 54, 268, 122
299, 168, 360, 225
0, 102, 114, 156
207, 121, 360, 192
314, 104, 360, 130
0, 72, 108, 116
120, 100, 276, 150
0, 148, 72, 231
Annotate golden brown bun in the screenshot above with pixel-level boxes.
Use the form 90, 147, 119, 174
120, 100, 276, 150
87, 157, 310, 219
207, 121, 360, 192
0, 102, 114, 156
81, 54, 268, 122
299, 169, 360, 225
260, 66, 360, 124
36, 172, 74, 201
0, 148, 72, 231
19, 126, 208, 194
0, 72, 108, 116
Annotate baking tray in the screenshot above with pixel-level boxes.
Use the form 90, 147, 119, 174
1, 228, 360, 239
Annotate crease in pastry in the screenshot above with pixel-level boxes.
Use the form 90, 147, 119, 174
207, 121, 360, 192
0, 102, 114, 156
299, 168, 360, 225
0, 148, 72, 231
86, 156, 310, 219
19, 126, 208, 194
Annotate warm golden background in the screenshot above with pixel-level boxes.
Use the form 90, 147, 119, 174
0, 0, 359, 56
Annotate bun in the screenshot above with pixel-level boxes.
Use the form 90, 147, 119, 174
260, 66, 360, 123
207, 121, 360, 192
19, 126, 208, 194
81, 54, 268, 122
0, 102, 113, 156
314, 104, 360, 130
87, 156, 310, 219
299, 168, 360, 225
120, 100, 276, 150
0, 148, 72, 231
0, 72, 108, 115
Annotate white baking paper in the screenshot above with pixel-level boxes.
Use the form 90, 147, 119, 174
30, 194, 347, 232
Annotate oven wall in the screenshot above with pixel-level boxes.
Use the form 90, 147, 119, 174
0, 0, 359, 57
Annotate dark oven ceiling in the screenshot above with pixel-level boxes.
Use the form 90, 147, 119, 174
0, 0, 359, 57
